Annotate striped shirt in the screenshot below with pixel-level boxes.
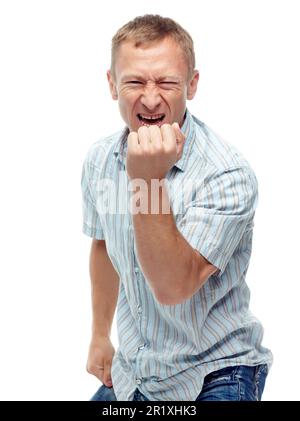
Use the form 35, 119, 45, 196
81, 109, 273, 401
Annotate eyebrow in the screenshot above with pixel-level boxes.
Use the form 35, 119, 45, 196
121, 75, 181, 82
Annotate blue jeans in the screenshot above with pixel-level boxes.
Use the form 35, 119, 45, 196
90, 364, 268, 401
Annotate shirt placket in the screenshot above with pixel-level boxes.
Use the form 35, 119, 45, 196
132, 241, 148, 388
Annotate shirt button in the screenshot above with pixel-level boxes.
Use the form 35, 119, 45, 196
138, 344, 145, 350
137, 305, 142, 314
136, 378, 142, 385
134, 266, 139, 273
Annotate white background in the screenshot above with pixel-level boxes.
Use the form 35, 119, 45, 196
0, 0, 299, 401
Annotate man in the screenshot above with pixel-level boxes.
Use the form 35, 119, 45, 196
81, 14, 273, 401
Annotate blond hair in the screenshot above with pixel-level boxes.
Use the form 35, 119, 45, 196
111, 14, 195, 80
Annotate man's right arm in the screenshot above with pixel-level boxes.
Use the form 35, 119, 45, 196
86, 238, 119, 388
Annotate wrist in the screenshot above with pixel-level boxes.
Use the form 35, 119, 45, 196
91, 323, 111, 339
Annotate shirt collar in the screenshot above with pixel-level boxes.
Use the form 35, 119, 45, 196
113, 108, 195, 172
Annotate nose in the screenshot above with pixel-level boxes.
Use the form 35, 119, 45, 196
140, 84, 162, 111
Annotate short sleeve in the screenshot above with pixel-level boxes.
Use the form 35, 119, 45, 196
177, 166, 258, 276
81, 150, 104, 240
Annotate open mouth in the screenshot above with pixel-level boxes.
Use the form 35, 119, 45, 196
137, 113, 166, 126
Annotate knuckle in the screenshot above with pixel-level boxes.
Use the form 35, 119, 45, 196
150, 125, 160, 133
128, 131, 137, 139
161, 123, 171, 130
148, 149, 156, 156
152, 144, 162, 153
137, 126, 147, 136
164, 145, 175, 155
140, 146, 149, 155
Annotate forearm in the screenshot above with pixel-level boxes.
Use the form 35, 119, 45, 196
132, 181, 197, 304
89, 239, 119, 338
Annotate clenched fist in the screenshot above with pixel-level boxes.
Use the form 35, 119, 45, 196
86, 337, 115, 388
126, 122, 186, 182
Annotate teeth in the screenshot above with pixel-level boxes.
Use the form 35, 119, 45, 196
139, 113, 164, 120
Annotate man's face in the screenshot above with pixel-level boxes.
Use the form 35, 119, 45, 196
107, 37, 199, 132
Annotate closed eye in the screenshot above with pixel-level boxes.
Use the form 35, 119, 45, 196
160, 82, 177, 84
127, 81, 143, 84
159, 82, 178, 88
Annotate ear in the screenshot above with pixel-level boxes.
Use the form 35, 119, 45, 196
187, 70, 199, 100
107, 70, 118, 100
